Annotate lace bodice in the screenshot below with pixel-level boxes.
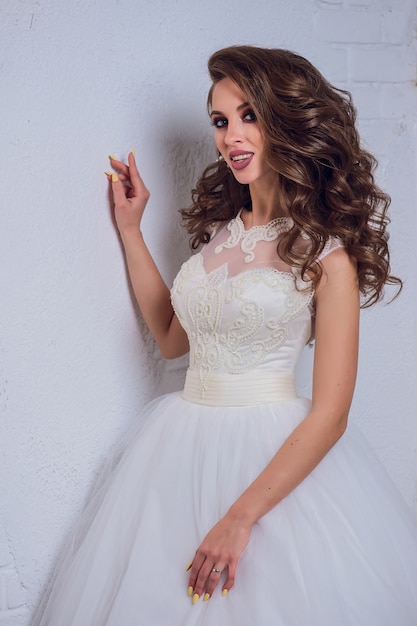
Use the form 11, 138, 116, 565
171, 210, 339, 394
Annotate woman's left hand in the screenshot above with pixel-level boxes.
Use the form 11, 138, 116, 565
187, 514, 252, 602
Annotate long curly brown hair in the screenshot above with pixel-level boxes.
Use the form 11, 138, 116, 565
181, 45, 401, 307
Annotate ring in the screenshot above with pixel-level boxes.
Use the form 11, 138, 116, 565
212, 568, 222, 574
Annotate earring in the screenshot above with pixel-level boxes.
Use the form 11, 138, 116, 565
217, 154, 230, 169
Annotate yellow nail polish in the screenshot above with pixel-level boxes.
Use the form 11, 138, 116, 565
187, 586, 193, 597
104, 171, 112, 176
109, 154, 118, 161
192, 593, 200, 604
131, 147, 135, 156
111, 173, 119, 183
222, 589, 228, 597
203, 593, 210, 601
185, 560, 193, 572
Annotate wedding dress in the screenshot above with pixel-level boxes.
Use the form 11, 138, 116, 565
34, 210, 417, 625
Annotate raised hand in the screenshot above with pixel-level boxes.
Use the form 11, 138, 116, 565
186, 514, 252, 603
107, 151, 150, 235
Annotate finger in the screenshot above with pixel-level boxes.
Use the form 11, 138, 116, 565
203, 564, 226, 600
108, 154, 125, 167
185, 557, 196, 598
106, 171, 130, 185
187, 553, 205, 593
108, 155, 130, 178
192, 558, 219, 601
222, 560, 237, 595
110, 173, 128, 206
127, 151, 150, 199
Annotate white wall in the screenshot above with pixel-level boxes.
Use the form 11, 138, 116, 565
0, 0, 416, 622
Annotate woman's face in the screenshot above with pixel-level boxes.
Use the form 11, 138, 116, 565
210, 77, 272, 186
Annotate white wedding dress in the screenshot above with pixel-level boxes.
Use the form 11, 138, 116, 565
34, 210, 417, 625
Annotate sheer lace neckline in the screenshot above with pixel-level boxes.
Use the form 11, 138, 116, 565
237, 208, 293, 233
214, 209, 293, 263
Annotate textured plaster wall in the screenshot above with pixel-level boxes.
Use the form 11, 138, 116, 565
0, 0, 416, 622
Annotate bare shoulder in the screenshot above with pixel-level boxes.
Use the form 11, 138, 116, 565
316, 246, 358, 298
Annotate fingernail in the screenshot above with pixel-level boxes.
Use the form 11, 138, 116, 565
104, 171, 112, 176
187, 586, 193, 597
131, 147, 135, 156
111, 173, 119, 183
203, 593, 210, 601
185, 560, 193, 572
109, 154, 118, 161
222, 589, 228, 597
192, 593, 200, 604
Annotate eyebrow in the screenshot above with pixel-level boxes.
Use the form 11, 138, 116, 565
209, 101, 250, 117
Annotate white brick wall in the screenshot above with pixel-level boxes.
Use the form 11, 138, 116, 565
316, 10, 382, 43
0, 524, 27, 624
382, 9, 411, 44
1, 1, 415, 624
352, 47, 412, 82
345, 0, 379, 7
314, 0, 416, 123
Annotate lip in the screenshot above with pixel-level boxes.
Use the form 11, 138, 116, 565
229, 150, 254, 171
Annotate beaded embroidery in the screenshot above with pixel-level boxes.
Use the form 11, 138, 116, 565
172, 255, 312, 396
214, 209, 294, 263
171, 212, 341, 398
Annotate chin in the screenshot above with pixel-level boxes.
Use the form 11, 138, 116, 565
231, 170, 259, 185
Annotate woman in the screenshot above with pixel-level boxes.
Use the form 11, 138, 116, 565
34, 45, 417, 625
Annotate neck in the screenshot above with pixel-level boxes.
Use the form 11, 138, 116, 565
248, 176, 288, 225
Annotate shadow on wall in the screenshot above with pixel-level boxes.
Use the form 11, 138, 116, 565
153, 126, 218, 396
107, 125, 216, 398
30, 126, 215, 621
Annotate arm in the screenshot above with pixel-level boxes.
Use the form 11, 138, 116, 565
188, 247, 359, 600
108, 152, 189, 359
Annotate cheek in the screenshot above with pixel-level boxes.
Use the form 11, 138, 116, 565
214, 133, 225, 152
252, 128, 265, 149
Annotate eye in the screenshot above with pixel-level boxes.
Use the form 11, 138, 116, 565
210, 116, 228, 129
243, 109, 257, 122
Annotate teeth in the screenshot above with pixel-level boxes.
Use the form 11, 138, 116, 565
231, 153, 252, 161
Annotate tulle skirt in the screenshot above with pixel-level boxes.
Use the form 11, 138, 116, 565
33, 390, 417, 625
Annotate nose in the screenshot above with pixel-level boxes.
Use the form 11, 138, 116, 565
224, 118, 243, 145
